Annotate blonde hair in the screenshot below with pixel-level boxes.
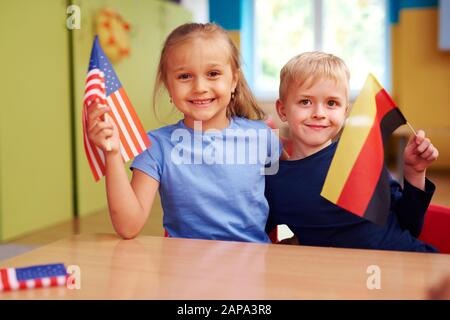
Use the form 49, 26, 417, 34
279, 51, 350, 103
153, 23, 265, 120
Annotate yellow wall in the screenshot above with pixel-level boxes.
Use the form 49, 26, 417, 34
392, 7, 450, 168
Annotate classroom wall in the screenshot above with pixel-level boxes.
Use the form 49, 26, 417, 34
0, 0, 73, 241
71, 0, 190, 218
0, 0, 191, 241
209, 0, 242, 49
225, 0, 450, 168
391, 1, 450, 168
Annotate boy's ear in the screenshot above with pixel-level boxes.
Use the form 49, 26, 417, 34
276, 99, 287, 122
345, 103, 351, 116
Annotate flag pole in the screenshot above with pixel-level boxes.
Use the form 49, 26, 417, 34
406, 121, 417, 135
104, 112, 112, 152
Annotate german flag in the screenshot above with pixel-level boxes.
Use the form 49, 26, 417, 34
320, 74, 406, 225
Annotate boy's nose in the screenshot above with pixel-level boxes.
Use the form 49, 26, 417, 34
312, 104, 327, 118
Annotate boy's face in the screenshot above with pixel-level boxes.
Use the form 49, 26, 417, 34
276, 77, 348, 157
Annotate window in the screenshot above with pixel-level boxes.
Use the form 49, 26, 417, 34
252, 0, 389, 100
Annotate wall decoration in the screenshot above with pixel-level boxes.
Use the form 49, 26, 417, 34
95, 8, 131, 63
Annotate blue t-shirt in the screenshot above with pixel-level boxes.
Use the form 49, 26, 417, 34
131, 117, 281, 243
265, 141, 438, 253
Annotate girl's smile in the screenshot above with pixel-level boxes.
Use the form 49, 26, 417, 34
189, 98, 216, 107
165, 36, 238, 131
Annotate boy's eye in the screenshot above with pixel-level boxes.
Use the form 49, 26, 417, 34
207, 71, 220, 78
177, 73, 191, 80
299, 99, 312, 106
327, 100, 339, 107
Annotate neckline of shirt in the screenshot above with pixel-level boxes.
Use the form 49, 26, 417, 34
280, 141, 338, 165
177, 117, 237, 135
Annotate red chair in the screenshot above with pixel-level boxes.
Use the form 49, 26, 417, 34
419, 204, 450, 254
268, 227, 279, 244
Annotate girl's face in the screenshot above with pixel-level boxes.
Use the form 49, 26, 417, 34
165, 36, 238, 131
276, 77, 348, 159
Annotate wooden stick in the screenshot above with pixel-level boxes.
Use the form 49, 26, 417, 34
406, 121, 417, 135
103, 111, 112, 152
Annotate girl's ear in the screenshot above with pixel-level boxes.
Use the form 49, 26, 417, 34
232, 70, 239, 92
276, 99, 287, 122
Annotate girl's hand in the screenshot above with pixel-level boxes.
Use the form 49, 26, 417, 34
403, 130, 439, 174
86, 99, 121, 154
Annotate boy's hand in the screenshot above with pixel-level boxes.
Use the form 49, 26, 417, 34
404, 130, 439, 172
427, 274, 450, 300
86, 99, 121, 154
403, 130, 438, 190
278, 235, 299, 245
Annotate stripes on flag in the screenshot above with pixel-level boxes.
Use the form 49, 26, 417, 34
0, 264, 68, 292
83, 36, 151, 181
320, 74, 406, 226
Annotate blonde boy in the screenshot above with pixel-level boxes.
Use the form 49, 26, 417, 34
265, 52, 439, 252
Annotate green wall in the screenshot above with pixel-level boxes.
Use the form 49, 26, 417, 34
0, 0, 73, 240
72, 0, 190, 217
0, 0, 191, 241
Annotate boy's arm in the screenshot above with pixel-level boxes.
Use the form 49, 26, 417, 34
391, 176, 435, 238
403, 129, 439, 190
393, 129, 439, 237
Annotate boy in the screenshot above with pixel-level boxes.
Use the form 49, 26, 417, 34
265, 52, 439, 252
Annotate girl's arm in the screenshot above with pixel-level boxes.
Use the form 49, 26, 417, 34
87, 100, 159, 239
391, 129, 439, 237
105, 152, 159, 239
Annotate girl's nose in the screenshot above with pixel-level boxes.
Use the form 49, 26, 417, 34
193, 77, 208, 93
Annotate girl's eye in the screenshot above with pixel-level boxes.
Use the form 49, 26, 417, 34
208, 71, 220, 78
177, 73, 191, 80
299, 99, 312, 106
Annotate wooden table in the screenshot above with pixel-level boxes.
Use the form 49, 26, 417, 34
1, 234, 449, 299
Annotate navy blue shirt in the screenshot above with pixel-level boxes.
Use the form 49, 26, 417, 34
265, 142, 437, 253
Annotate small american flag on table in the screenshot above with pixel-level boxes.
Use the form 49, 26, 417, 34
83, 36, 151, 181
0, 263, 68, 291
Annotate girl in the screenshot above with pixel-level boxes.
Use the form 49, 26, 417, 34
87, 23, 280, 242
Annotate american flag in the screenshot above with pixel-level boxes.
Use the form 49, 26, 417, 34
0, 263, 68, 291
83, 36, 151, 181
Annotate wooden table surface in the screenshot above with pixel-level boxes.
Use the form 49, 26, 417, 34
1, 234, 449, 299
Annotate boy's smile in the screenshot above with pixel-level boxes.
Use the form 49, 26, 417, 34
276, 78, 348, 159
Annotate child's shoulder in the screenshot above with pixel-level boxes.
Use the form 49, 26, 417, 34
232, 117, 270, 130
146, 120, 184, 138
